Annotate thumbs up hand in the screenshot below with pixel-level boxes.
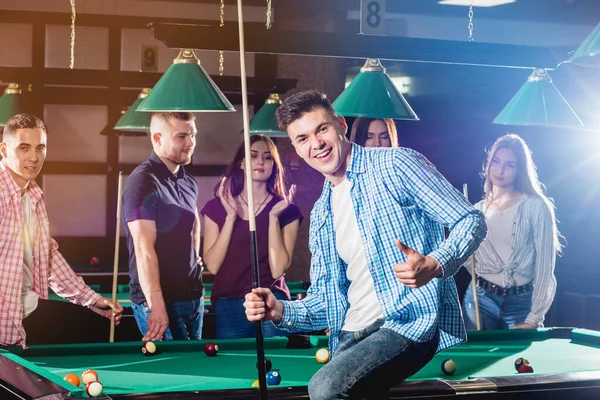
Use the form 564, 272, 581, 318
392, 240, 442, 288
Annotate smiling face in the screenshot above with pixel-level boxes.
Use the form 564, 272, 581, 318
241, 139, 274, 183
0, 127, 47, 188
287, 107, 350, 186
488, 147, 517, 189
364, 119, 392, 148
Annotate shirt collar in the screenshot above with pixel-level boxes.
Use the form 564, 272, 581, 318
149, 151, 186, 180
0, 161, 44, 202
346, 143, 367, 175
312, 144, 366, 231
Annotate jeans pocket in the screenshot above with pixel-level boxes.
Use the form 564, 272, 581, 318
512, 291, 533, 307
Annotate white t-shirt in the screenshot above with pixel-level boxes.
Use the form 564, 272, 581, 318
21, 190, 39, 319
331, 179, 383, 331
480, 201, 531, 287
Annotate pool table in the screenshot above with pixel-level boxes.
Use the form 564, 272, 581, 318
3, 328, 600, 399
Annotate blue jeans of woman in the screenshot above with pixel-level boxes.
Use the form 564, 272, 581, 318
215, 291, 289, 339
132, 298, 204, 340
308, 319, 439, 400
462, 285, 533, 330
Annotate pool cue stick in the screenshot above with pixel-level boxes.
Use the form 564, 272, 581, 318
110, 171, 124, 342
463, 184, 482, 331
236, 1, 267, 398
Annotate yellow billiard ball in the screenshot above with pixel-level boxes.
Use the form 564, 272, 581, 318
316, 348, 330, 363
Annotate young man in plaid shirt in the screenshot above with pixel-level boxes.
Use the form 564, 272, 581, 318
244, 91, 487, 399
0, 113, 123, 348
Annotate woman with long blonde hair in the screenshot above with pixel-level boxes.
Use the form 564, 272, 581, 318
463, 134, 561, 330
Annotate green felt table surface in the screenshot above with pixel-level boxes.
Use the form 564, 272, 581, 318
4, 329, 600, 398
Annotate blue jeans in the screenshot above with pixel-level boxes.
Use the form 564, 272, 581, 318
215, 291, 288, 339
308, 320, 438, 400
132, 298, 204, 340
462, 285, 533, 330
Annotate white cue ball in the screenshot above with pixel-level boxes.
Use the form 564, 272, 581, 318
86, 380, 103, 397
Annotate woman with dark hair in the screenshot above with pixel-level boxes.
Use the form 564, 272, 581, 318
201, 135, 302, 339
350, 118, 398, 148
463, 134, 562, 330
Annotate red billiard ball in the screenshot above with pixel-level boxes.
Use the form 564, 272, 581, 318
142, 341, 157, 356
89, 256, 100, 265
204, 342, 218, 356
518, 364, 534, 373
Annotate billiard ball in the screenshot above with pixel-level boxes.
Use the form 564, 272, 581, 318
204, 342, 218, 356
142, 341, 157, 356
85, 380, 103, 397
63, 373, 80, 386
514, 357, 529, 371
81, 369, 98, 385
256, 357, 272, 372
89, 256, 100, 265
518, 364, 534, 373
441, 359, 456, 375
266, 370, 281, 385
316, 348, 330, 363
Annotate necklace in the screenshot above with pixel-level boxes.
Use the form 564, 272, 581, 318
240, 193, 270, 217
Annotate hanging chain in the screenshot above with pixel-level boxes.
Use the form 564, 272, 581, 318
266, 0, 272, 29
219, 0, 225, 27
219, 51, 224, 76
69, 0, 76, 68
468, 0, 474, 42
219, 0, 225, 75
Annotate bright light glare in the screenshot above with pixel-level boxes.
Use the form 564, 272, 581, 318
438, 0, 516, 7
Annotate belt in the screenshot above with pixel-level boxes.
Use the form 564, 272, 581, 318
476, 276, 533, 296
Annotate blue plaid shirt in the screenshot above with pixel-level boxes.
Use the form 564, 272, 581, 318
276, 144, 487, 355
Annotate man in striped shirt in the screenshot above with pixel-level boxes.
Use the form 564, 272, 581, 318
0, 113, 123, 348
244, 91, 487, 399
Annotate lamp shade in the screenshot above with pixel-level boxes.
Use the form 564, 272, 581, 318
137, 49, 235, 112
0, 83, 26, 126
114, 88, 152, 132
570, 22, 600, 67
249, 94, 287, 137
493, 68, 583, 128
332, 58, 418, 120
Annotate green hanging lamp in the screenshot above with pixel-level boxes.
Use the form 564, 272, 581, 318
136, 49, 235, 112
249, 93, 287, 137
569, 22, 600, 67
0, 83, 28, 126
493, 68, 583, 128
332, 58, 418, 120
114, 88, 152, 132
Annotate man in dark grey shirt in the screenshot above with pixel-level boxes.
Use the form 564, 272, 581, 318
122, 112, 204, 341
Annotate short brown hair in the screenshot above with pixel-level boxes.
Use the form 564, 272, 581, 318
3, 113, 46, 139
151, 112, 196, 124
276, 90, 335, 131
